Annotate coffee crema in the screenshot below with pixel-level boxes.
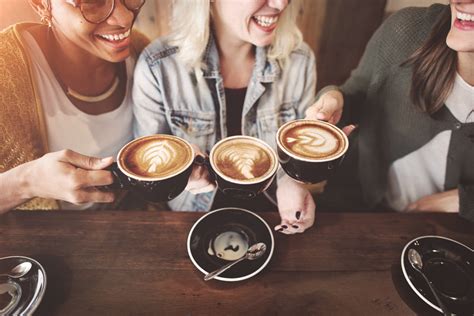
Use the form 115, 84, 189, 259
212, 137, 276, 183
278, 120, 347, 161
119, 135, 193, 179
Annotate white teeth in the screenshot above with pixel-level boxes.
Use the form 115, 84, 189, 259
99, 29, 131, 42
457, 11, 474, 22
253, 15, 279, 28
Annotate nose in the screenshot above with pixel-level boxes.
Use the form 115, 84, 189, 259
267, 0, 289, 11
106, 0, 134, 27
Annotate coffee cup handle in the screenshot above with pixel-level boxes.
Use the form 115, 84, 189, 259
99, 162, 129, 191
193, 155, 217, 181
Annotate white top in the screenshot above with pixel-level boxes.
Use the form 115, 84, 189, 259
22, 30, 134, 210
386, 73, 474, 211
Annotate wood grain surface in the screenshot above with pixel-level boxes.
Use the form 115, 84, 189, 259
1, 211, 472, 315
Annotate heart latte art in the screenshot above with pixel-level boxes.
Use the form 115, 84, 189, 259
212, 137, 276, 182
279, 121, 347, 160
120, 135, 193, 179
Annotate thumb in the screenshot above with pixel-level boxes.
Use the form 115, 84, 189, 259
59, 150, 114, 170
342, 124, 357, 137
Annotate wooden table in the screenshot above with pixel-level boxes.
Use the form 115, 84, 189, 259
0, 211, 473, 315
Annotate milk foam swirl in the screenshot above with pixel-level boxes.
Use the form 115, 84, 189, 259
138, 141, 179, 175
122, 137, 192, 178
284, 126, 340, 158
214, 142, 272, 181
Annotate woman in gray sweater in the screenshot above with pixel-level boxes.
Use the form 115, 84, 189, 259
309, 1, 474, 221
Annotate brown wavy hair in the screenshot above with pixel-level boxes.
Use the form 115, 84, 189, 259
405, 6, 457, 114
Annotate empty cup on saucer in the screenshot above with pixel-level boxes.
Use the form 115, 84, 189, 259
187, 208, 274, 282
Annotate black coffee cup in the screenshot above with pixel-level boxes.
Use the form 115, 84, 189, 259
276, 119, 349, 184
205, 136, 278, 199
107, 134, 196, 202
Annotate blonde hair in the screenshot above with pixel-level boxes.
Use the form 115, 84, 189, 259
169, 0, 303, 71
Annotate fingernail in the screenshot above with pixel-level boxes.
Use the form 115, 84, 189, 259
295, 211, 301, 220
292, 225, 299, 229
277, 228, 284, 232
281, 225, 288, 229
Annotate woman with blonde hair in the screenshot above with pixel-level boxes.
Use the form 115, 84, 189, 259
0, 0, 149, 212
133, 0, 342, 234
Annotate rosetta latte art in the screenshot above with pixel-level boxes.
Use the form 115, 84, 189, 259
121, 136, 192, 179
215, 143, 272, 181
285, 127, 340, 158
138, 141, 180, 175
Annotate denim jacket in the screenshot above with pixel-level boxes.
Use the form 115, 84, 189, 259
132, 35, 316, 212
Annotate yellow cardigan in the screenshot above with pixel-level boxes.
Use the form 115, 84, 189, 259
0, 23, 149, 210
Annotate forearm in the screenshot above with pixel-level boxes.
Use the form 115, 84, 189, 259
0, 163, 33, 213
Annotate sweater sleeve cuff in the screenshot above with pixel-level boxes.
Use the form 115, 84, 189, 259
459, 184, 474, 222
315, 85, 342, 101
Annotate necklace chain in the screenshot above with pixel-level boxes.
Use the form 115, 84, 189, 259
67, 76, 119, 103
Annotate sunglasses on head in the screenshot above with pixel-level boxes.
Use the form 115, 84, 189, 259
66, 0, 145, 24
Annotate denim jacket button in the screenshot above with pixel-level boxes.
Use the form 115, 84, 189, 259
454, 122, 462, 130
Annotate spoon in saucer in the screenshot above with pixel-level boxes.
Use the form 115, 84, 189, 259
204, 242, 267, 281
0, 262, 32, 279
408, 248, 450, 316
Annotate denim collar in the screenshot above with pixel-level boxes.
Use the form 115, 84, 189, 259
202, 33, 280, 83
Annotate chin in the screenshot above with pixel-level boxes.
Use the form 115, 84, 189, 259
251, 37, 274, 48
105, 49, 131, 63
446, 33, 474, 53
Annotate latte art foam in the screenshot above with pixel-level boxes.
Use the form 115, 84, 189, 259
120, 135, 193, 179
279, 121, 346, 160
212, 138, 275, 182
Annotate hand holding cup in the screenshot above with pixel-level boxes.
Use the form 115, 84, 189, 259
27, 149, 116, 205
275, 174, 316, 234
305, 89, 344, 124
185, 145, 216, 194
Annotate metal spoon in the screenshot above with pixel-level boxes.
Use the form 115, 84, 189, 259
0, 262, 32, 279
204, 242, 267, 281
408, 248, 450, 316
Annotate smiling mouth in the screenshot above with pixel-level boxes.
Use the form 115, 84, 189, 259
252, 15, 279, 28
457, 10, 474, 21
97, 29, 131, 42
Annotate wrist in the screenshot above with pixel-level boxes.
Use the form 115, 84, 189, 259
14, 161, 36, 200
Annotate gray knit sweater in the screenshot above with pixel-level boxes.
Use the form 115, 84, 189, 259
319, 4, 474, 221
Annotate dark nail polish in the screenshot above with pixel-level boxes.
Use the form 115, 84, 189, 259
282, 225, 288, 229
295, 211, 301, 220
277, 228, 284, 232
292, 225, 299, 229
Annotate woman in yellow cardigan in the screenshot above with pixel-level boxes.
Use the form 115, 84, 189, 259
0, 0, 149, 212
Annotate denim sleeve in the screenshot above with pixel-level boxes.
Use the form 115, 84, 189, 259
277, 46, 316, 185
132, 51, 171, 138
295, 46, 317, 120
